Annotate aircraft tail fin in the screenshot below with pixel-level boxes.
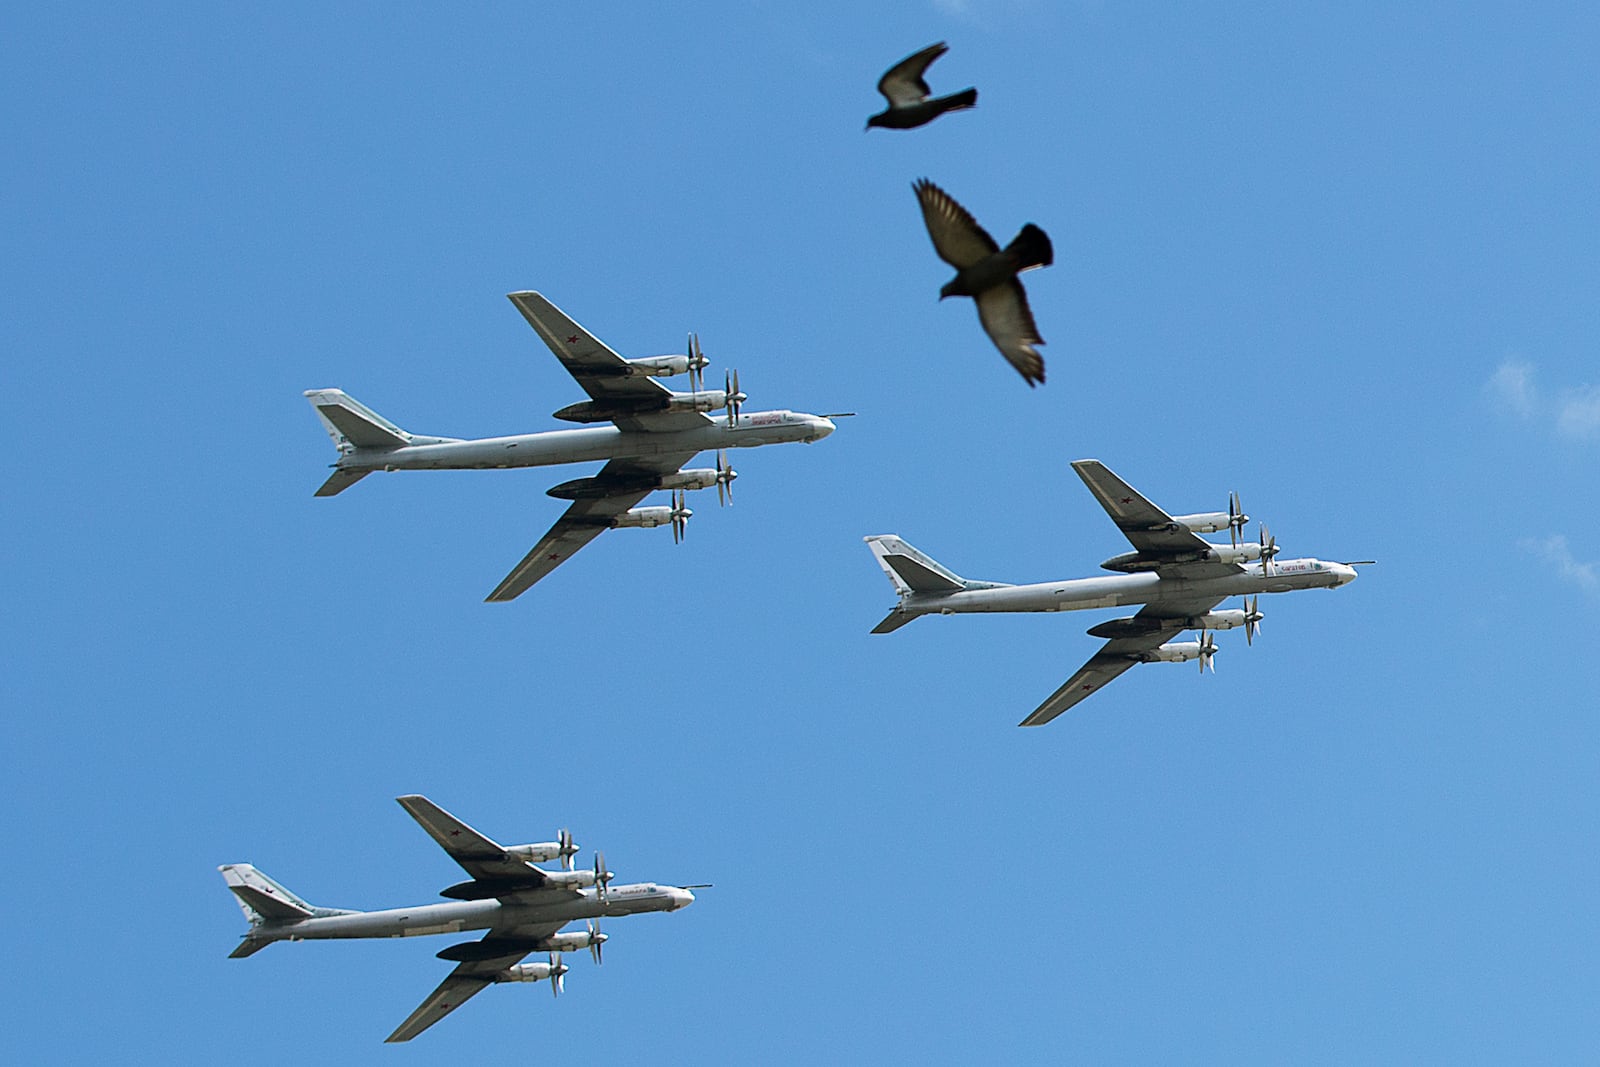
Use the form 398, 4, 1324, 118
219, 863, 316, 926
864, 535, 969, 596
864, 535, 1011, 633
303, 389, 411, 450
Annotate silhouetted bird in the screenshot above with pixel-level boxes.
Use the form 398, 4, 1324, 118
867, 43, 977, 131
912, 178, 1053, 386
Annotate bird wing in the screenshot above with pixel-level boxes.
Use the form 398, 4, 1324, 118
913, 179, 999, 269
877, 42, 947, 106
974, 279, 1046, 385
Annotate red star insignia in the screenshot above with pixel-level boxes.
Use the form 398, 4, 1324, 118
1119, 496, 1133, 504
448, 829, 461, 837
548, 553, 561, 561
1081, 683, 1094, 691
566, 335, 578, 344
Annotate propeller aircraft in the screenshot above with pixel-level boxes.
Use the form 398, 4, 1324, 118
304, 291, 840, 599
220, 795, 701, 1042
865, 459, 1369, 726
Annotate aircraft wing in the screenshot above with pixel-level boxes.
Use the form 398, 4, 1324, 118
485, 452, 699, 602
1071, 459, 1243, 580
1018, 598, 1223, 726
384, 925, 563, 1043
396, 795, 554, 885
507, 290, 712, 433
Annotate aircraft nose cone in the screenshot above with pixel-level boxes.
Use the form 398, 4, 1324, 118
1336, 564, 1358, 585
675, 888, 695, 910
812, 417, 835, 441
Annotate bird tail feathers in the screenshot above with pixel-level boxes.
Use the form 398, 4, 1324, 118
943, 87, 978, 111
1006, 223, 1053, 271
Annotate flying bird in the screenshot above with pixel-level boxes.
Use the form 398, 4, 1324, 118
866, 42, 978, 130
912, 178, 1054, 386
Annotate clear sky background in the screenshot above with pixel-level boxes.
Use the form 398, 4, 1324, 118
5, 3, 1599, 1062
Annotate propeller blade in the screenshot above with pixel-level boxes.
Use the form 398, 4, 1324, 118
687, 332, 705, 392
588, 920, 605, 966
559, 827, 575, 871
1229, 490, 1247, 548
594, 850, 609, 902
716, 450, 736, 507
670, 489, 691, 544
1243, 595, 1262, 646
549, 952, 564, 997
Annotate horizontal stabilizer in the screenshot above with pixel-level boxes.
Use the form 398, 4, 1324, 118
304, 389, 410, 449
870, 609, 919, 634
314, 469, 369, 497
228, 936, 272, 959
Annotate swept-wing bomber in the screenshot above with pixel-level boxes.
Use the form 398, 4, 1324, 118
221, 795, 700, 1042
305, 291, 838, 599
866, 460, 1369, 725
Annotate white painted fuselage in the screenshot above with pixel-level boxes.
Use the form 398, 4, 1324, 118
254, 882, 693, 947
332, 410, 834, 475
903, 558, 1357, 619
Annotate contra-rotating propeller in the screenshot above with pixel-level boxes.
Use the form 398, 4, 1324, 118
670, 489, 692, 544
558, 827, 577, 871
587, 919, 606, 965
1242, 595, 1263, 646
1198, 630, 1218, 674
593, 851, 612, 902
548, 952, 567, 997
686, 332, 709, 392
715, 450, 737, 507
1228, 490, 1249, 548
723, 369, 746, 426
1258, 525, 1279, 575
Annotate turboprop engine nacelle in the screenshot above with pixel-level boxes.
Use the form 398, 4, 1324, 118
1100, 543, 1264, 573
623, 355, 691, 378
1169, 511, 1233, 534
551, 390, 730, 423
610, 506, 678, 529
548, 468, 717, 500
1189, 609, 1246, 630
536, 929, 605, 953
505, 842, 570, 863
498, 960, 567, 984
1134, 641, 1207, 664
540, 869, 599, 890
663, 389, 729, 414
661, 468, 719, 491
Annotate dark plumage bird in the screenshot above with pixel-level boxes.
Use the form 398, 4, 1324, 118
866, 42, 977, 130
912, 178, 1053, 386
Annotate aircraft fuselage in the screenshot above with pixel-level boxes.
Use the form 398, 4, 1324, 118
259, 882, 692, 945
907, 558, 1357, 617
334, 410, 833, 474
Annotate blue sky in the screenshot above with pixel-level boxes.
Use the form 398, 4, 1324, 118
5, 2, 1599, 1062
